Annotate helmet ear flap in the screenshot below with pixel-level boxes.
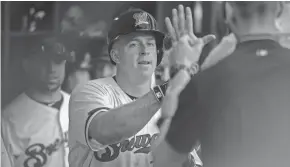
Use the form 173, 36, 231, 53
156, 49, 163, 66
276, 1, 284, 18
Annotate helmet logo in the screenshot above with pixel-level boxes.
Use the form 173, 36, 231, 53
133, 12, 149, 27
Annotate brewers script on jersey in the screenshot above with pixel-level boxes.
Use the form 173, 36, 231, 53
2, 91, 70, 167
68, 77, 161, 167
69, 75, 202, 167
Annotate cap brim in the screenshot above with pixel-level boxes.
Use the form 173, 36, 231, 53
138, 30, 165, 47
40, 52, 75, 62
112, 30, 165, 47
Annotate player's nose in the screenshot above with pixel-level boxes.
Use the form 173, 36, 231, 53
139, 44, 150, 56
46, 60, 58, 72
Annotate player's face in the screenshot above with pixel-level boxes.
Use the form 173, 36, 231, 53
24, 54, 66, 92
117, 32, 158, 78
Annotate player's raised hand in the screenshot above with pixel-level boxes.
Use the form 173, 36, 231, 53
165, 5, 196, 44
165, 4, 216, 66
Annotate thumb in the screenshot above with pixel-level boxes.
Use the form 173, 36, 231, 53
201, 34, 216, 45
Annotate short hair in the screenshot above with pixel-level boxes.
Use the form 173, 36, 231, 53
229, 2, 278, 19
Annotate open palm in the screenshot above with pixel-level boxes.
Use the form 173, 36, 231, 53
165, 5, 216, 67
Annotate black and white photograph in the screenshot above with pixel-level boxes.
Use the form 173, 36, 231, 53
1, 1, 290, 167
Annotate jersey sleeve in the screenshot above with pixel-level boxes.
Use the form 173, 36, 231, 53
165, 78, 203, 154
69, 81, 113, 151
1, 118, 21, 166
1, 136, 13, 167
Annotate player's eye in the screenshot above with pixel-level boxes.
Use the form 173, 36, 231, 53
147, 41, 156, 47
128, 42, 138, 48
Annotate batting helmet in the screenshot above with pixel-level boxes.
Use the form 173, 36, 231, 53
107, 8, 165, 66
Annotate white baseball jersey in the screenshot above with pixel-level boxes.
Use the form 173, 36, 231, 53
68, 77, 161, 167
2, 91, 70, 167
2, 137, 13, 167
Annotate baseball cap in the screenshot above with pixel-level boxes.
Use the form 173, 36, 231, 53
107, 9, 165, 49
24, 33, 74, 62
107, 8, 165, 65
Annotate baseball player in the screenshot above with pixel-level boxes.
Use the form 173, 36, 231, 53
68, 6, 209, 167
2, 34, 72, 167
2, 137, 12, 167
68, 8, 166, 167
153, 2, 290, 167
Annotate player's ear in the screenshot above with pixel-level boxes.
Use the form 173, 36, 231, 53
110, 49, 120, 64
276, 1, 284, 18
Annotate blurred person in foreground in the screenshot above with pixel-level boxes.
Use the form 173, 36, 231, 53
2, 34, 72, 167
153, 2, 290, 167
203, 1, 290, 71
276, 1, 290, 48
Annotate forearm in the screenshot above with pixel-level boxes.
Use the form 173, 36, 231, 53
89, 90, 160, 145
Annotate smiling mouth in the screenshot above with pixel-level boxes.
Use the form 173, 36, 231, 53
138, 61, 151, 65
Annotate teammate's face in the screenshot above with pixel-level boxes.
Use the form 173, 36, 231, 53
115, 32, 158, 78
24, 54, 66, 92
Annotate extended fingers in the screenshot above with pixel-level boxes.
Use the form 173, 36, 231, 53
167, 5, 198, 45
172, 8, 179, 40
188, 34, 216, 47
165, 17, 177, 43
185, 7, 194, 38
178, 5, 186, 37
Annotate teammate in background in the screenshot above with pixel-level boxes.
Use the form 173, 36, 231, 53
2, 34, 72, 167
153, 2, 290, 167
2, 137, 12, 167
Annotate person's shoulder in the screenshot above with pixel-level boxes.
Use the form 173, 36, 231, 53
278, 33, 290, 49
2, 93, 30, 117
272, 40, 290, 55
255, 40, 290, 64
70, 77, 117, 100
72, 77, 112, 92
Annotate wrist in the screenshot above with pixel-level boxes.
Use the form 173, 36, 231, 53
170, 63, 199, 79
152, 81, 169, 103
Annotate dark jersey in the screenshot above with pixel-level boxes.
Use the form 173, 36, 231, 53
165, 39, 290, 167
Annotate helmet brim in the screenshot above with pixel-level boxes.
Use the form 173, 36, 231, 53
111, 29, 165, 47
